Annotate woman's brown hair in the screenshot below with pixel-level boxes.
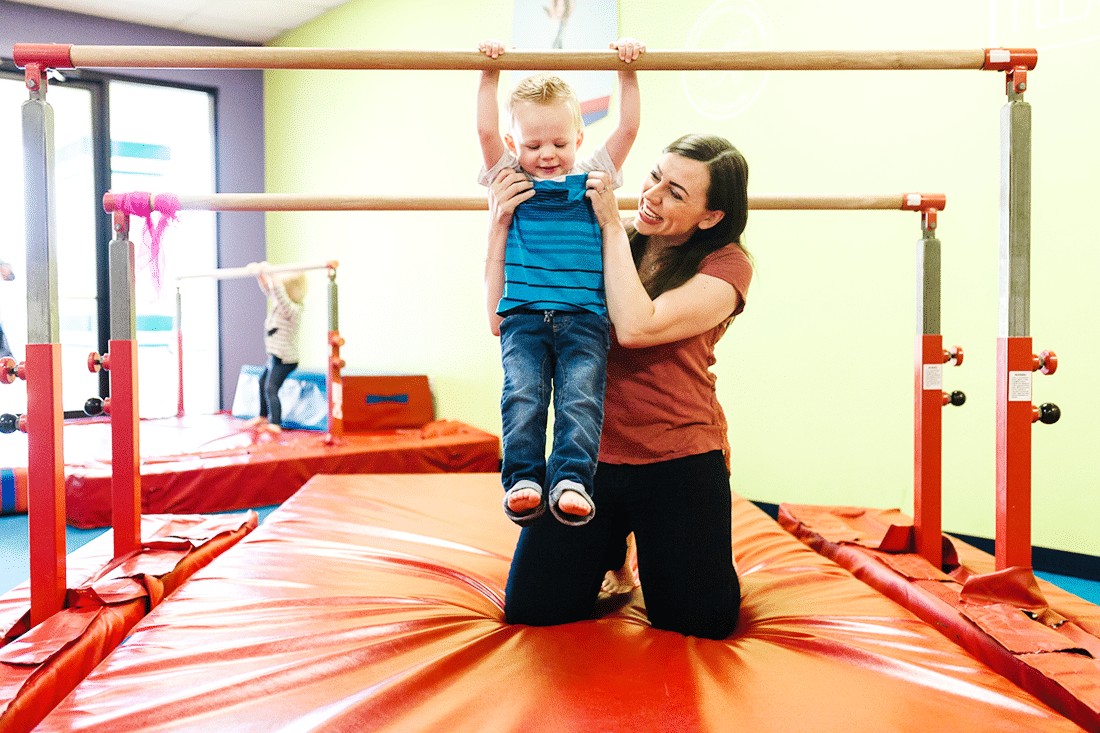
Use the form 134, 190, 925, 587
630, 134, 750, 297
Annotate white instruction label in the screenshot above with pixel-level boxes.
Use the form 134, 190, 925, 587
1008, 371, 1031, 402
331, 381, 344, 419
923, 363, 943, 390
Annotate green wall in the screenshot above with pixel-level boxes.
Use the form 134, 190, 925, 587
264, 0, 1100, 557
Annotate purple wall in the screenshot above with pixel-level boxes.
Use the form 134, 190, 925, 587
2, 0, 267, 409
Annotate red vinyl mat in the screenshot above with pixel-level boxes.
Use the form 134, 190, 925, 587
31, 474, 1090, 732
779, 503, 1100, 732
12, 413, 499, 527
0, 512, 257, 733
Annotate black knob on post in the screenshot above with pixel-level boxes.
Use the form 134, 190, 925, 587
949, 390, 966, 407
1038, 403, 1060, 425
0, 413, 19, 434
84, 397, 104, 416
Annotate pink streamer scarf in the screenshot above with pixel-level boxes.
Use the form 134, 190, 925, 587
108, 191, 180, 292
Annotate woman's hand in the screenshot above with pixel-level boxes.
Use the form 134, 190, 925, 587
585, 171, 624, 232
485, 168, 531, 336
488, 167, 534, 227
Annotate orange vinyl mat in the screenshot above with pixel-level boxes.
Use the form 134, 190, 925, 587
30, 473, 1094, 732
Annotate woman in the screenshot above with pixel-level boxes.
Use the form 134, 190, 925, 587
486, 134, 752, 639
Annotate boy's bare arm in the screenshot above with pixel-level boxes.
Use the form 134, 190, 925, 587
603, 38, 646, 172
477, 40, 509, 170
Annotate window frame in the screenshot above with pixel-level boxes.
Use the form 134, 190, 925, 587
1, 59, 219, 418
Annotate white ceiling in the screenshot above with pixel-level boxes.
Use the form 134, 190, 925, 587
7, 0, 355, 43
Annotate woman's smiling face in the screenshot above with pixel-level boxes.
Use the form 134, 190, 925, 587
634, 153, 723, 245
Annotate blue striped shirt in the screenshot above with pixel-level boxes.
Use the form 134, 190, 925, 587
498, 175, 606, 317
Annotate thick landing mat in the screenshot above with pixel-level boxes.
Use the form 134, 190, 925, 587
33, 474, 1089, 732
0, 413, 498, 526
780, 504, 1100, 732
0, 512, 257, 733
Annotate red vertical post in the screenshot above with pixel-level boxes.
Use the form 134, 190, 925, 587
177, 326, 185, 417
327, 331, 344, 441
109, 339, 141, 558
996, 336, 1033, 570
26, 342, 65, 626
914, 333, 944, 567
176, 286, 185, 418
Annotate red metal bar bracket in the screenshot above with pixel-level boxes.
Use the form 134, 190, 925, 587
13, 43, 76, 70
983, 48, 1037, 96
982, 47, 1038, 71
23, 63, 45, 94
901, 192, 946, 231
112, 210, 131, 239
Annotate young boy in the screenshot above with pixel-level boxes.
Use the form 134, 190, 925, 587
478, 37, 644, 527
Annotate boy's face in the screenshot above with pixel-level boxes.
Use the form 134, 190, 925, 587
505, 100, 583, 179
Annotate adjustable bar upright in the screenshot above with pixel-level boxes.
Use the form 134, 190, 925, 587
22, 63, 66, 626
912, 197, 963, 568
107, 212, 142, 558
989, 50, 1058, 570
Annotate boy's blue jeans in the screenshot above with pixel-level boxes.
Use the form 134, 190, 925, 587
499, 309, 609, 496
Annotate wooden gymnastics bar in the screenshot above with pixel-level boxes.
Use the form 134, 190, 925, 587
175, 260, 337, 281
107, 191, 942, 212
13, 45, 1015, 72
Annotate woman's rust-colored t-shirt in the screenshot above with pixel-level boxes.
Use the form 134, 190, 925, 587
599, 243, 753, 465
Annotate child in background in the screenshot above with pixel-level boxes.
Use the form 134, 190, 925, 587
478, 37, 645, 527
0, 260, 15, 359
247, 262, 307, 433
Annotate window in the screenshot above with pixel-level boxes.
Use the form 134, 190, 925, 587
109, 80, 218, 417
0, 67, 217, 418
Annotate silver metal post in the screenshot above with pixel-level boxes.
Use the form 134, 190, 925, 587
328, 268, 339, 332
999, 90, 1031, 338
917, 229, 941, 336
22, 92, 60, 344
108, 224, 137, 340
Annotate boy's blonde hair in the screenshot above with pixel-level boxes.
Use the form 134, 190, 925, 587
507, 72, 583, 130
280, 272, 308, 304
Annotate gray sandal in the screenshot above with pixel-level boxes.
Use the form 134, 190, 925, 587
503, 480, 546, 527
549, 480, 595, 527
